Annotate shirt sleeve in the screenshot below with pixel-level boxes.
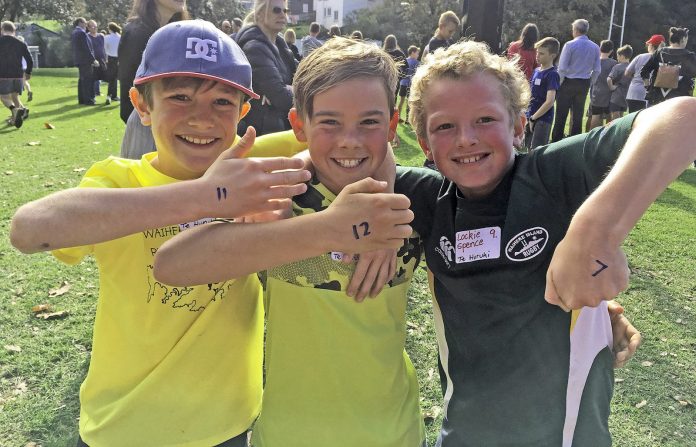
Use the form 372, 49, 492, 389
394, 167, 442, 241
548, 70, 561, 91
530, 112, 639, 214
249, 130, 308, 157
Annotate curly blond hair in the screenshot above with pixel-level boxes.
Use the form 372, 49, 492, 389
293, 37, 398, 118
409, 40, 530, 140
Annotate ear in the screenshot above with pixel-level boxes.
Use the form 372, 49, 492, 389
512, 113, 526, 148
240, 101, 251, 119
388, 110, 399, 142
288, 108, 308, 142
417, 137, 434, 161
130, 87, 152, 127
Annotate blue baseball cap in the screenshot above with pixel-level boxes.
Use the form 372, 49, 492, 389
134, 20, 259, 99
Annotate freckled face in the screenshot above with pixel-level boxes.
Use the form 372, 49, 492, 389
419, 73, 524, 199
290, 77, 397, 195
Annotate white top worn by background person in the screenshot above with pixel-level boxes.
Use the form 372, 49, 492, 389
104, 32, 120, 58
625, 53, 651, 101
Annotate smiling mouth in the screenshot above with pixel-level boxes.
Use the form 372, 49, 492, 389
333, 158, 367, 168
178, 135, 217, 146
452, 154, 488, 164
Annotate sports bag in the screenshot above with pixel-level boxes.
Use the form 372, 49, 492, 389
653, 52, 680, 89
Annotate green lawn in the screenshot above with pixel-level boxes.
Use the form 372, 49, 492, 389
1, 69, 694, 446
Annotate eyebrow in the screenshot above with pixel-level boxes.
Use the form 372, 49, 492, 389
313, 110, 387, 118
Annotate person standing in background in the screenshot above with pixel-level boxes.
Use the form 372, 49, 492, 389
641, 27, 696, 107
118, 0, 189, 159
71, 17, 98, 106
552, 19, 600, 141
87, 20, 106, 100
103, 22, 121, 105
507, 23, 539, 81
624, 34, 664, 113
300, 22, 322, 58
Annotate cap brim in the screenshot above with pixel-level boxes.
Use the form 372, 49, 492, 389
134, 72, 260, 100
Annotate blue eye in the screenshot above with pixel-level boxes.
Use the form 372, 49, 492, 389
435, 123, 453, 131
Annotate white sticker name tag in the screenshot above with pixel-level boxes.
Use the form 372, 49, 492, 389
455, 226, 501, 263
534, 78, 542, 86
179, 218, 213, 231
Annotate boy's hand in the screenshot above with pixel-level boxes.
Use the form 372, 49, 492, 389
544, 231, 630, 310
198, 127, 311, 218
607, 300, 642, 368
326, 177, 413, 254
346, 249, 397, 302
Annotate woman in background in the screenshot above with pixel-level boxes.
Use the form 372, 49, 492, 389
118, 0, 189, 158
236, 0, 296, 136
507, 23, 539, 81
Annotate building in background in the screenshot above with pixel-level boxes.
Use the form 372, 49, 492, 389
288, 0, 317, 23
314, 0, 383, 28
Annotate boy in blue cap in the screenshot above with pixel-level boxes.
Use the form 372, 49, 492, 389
10, 21, 413, 446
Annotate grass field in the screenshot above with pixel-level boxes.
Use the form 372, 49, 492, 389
1, 69, 694, 446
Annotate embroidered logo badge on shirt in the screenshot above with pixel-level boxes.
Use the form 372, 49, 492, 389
435, 236, 455, 267
454, 226, 501, 263
505, 227, 548, 262
186, 37, 218, 62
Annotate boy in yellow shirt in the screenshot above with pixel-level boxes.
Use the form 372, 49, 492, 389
10, 22, 412, 446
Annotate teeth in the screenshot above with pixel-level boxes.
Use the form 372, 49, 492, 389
334, 159, 364, 168
181, 135, 215, 145
454, 155, 484, 164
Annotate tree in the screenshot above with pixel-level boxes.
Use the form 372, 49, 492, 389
1, 0, 78, 23
344, 0, 463, 50
186, 0, 247, 26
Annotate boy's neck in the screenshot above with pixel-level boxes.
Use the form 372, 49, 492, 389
600, 53, 610, 59
540, 61, 553, 70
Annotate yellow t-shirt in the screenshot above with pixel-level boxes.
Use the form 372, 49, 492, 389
54, 131, 305, 447
252, 179, 425, 447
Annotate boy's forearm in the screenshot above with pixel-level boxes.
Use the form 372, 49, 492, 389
154, 178, 414, 286
10, 183, 207, 253
570, 97, 696, 245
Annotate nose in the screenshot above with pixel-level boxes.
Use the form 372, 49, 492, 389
458, 124, 479, 147
337, 126, 362, 150
186, 101, 215, 130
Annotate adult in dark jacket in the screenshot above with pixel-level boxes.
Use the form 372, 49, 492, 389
641, 27, 696, 106
71, 17, 98, 105
236, 0, 296, 136
87, 20, 106, 98
118, 0, 189, 159
118, 0, 189, 123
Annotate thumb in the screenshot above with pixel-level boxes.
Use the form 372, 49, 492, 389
544, 268, 570, 312
342, 177, 388, 195
225, 126, 257, 159
606, 299, 624, 318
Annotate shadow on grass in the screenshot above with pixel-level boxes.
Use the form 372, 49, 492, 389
676, 167, 696, 187
31, 95, 79, 107
34, 68, 79, 79
28, 103, 115, 123
655, 186, 696, 214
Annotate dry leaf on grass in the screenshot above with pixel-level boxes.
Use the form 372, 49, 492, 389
48, 281, 70, 297
423, 405, 442, 423
73, 167, 86, 172
640, 361, 654, 367
27, 141, 40, 146
635, 400, 648, 408
13, 381, 28, 396
25, 442, 42, 447
44, 122, 55, 129
35, 310, 69, 320
4, 345, 21, 353
4, 171, 13, 175
31, 304, 51, 313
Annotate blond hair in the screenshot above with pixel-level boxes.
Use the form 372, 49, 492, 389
293, 37, 398, 118
439, 11, 461, 27
409, 40, 530, 139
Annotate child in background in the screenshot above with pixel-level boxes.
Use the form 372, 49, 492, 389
10, 21, 410, 447
398, 45, 420, 126
588, 39, 617, 130
422, 10, 460, 58
608, 44, 633, 120
525, 37, 560, 150
400, 40, 694, 446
